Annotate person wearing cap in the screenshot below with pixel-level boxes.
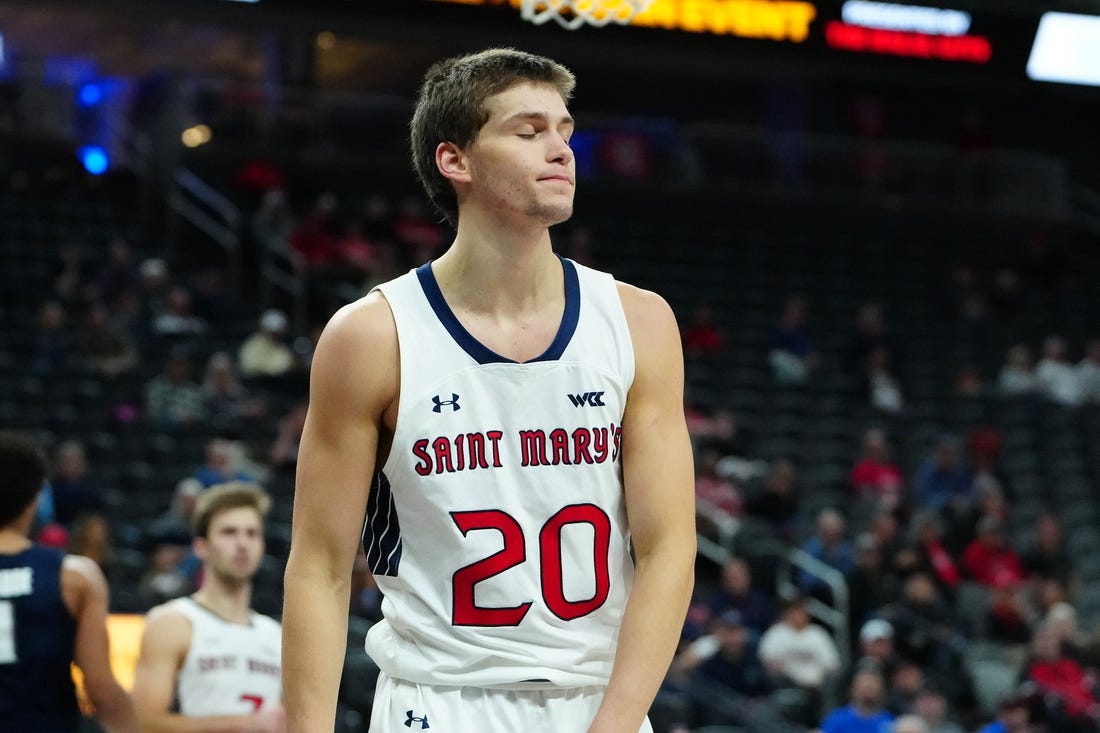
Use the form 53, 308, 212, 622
239, 309, 295, 379
667, 609, 769, 727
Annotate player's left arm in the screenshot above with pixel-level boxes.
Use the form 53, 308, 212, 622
588, 283, 696, 733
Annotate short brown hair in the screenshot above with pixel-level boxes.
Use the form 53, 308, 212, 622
410, 48, 575, 226
0, 432, 47, 527
191, 482, 271, 539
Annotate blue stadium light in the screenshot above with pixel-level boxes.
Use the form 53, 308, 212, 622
79, 146, 109, 175
78, 82, 104, 107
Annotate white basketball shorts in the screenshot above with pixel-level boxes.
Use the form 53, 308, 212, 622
368, 672, 655, 733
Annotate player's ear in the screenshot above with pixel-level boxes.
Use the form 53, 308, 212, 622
436, 141, 471, 184
192, 536, 207, 561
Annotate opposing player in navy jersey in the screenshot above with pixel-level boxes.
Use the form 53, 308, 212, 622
283, 48, 696, 733
132, 482, 284, 733
0, 431, 138, 733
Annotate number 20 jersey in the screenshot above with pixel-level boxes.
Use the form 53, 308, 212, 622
365, 257, 636, 689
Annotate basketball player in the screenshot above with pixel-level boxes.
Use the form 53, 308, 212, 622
133, 482, 284, 732
283, 49, 696, 733
0, 431, 139, 733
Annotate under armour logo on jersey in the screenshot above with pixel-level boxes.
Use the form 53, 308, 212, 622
405, 710, 430, 729
568, 391, 606, 407
432, 394, 461, 413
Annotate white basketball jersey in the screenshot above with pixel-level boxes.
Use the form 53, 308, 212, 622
365, 257, 636, 689
167, 597, 282, 715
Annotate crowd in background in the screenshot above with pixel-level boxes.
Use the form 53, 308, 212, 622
5, 155, 1100, 733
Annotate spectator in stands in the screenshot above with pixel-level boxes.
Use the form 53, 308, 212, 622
77, 301, 138, 377
997, 344, 1039, 396
151, 286, 207, 340
912, 434, 972, 512
95, 237, 138, 306
289, 192, 340, 268
895, 513, 961, 599
892, 714, 929, 733
694, 446, 742, 518
878, 574, 966, 693
238, 309, 295, 379
851, 428, 904, 509
852, 618, 899, 682
799, 508, 855, 598
1025, 625, 1099, 731
967, 426, 1012, 501
50, 439, 105, 527
138, 544, 191, 609
392, 196, 445, 260
1044, 602, 1087, 662
144, 351, 206, 427
251, 188, 295, 251
945, 480, 1010, 557
335, 217, 377, 277
192, 438, 255, 489
910, 688, 964, 733
962, 516, 1026, 590
30, 300, 72, 374
1077, 338, 1100, 404
849, 302, 900, 377
682, 302, 724, 360
1035, 335, 1084, 406
867, 345, 905, 416
849, 535, 902, 635
146, 477, 203, 547
888, 661, 927, 717
69, 513, 115, 579
819, 667, 894, 733
759, 595, 841, 723
1022, 513, 1075, 590
136, 257, 172, 327
706, 557, 776, 637
953, 365, 986, 397
189, 267, 247, 326
201, 352, 264, 424
51, 242, 91, 310
744, 458, 800, 541
977, 694, 1032, 733
670, 609, 770, 721
769, 294, 819, 384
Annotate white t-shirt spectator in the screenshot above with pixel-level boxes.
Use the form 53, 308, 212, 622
758, 621, 841, 689
1078, 357, 1100, 404
1036, 358, 1083, 406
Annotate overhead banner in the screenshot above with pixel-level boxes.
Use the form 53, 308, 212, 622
1026, 12, 1100, 88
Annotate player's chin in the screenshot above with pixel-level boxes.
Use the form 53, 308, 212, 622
529, 201, 574, 226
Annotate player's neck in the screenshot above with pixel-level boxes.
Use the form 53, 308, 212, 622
192, 578, 253, 624
0, 528, 32, 554
440, 216, 558, 313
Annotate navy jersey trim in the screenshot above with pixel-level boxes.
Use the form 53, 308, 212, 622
415, 256, 581, 365
364, 472, 402, 577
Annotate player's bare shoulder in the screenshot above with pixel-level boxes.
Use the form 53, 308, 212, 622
311, 290, 400, 414
615, 281, 682, 357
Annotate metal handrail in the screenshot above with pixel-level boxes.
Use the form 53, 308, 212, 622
258, 233, 307, 335
775, 547, 851, 673
168, 167, 241, 282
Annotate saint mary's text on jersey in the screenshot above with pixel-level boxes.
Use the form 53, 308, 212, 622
411, 424, 623, 476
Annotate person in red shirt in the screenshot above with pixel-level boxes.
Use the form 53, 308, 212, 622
1027, 625, 1099, 731
962, 516, 1026, 588
682, 303, 724, 359
850, 427, 904, 509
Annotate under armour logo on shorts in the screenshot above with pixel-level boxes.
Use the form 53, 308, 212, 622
432, 393, 461, 412
405, 710, 430, 728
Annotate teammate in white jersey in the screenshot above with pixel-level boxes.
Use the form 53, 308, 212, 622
283, 48, 696, 733
133, 482, 285, 733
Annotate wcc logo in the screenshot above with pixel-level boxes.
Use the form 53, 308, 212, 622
405, 710, 430, 729
431, 393, 461, 413
568, 391, 606, 407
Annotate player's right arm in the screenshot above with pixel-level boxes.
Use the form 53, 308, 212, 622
63, 555, 140, 733
283, 294, 398, 733
132, 606, 283, 733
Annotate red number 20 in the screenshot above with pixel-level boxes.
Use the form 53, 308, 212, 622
450, 504, 612, 626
